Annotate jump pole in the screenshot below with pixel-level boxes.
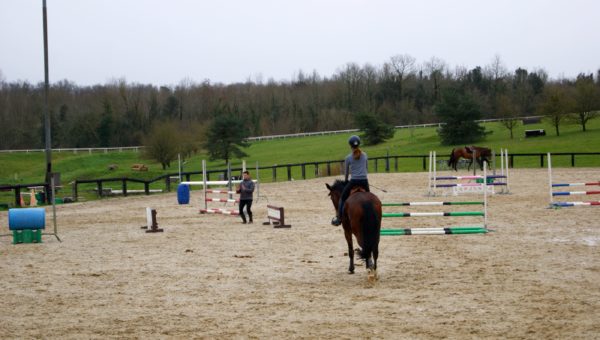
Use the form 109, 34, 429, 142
37, 175, 61, 242
502, 148, 510, 193
178, 153, 182, 182
484, 161, 488, 228
202, 159, 208, 211
428, 151, 432, 196
472, 149, 477, 176
255, 161, 260, 201
548, 152, 553, 206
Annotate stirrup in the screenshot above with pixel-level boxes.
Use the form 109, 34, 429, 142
331, 217, 341, 226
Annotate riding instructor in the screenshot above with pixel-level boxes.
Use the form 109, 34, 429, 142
331, 135, 370, 226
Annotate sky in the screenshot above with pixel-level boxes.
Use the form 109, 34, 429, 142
1, 0, 599, 86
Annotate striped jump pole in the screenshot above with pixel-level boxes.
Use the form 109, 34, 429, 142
206, 190, 237, 194
552, 201, 600, 207
205, 198, 240, 203
381, 227, 488, 236
552, 182, 600, 187
383, 211, 484, 217
548, 152, 600, 208
436, 182, 507, 188
200, 208, 240, 216
552, 191, 600, 196
382, 201, 484, 206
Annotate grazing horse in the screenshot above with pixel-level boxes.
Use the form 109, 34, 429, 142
448, 146, 492, 171
326, 180, 382, 281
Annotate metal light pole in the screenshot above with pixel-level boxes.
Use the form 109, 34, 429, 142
43, 0, 52, 197
42, 0, 60, 242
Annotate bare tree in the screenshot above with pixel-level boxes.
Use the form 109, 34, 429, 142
388, 54, 416, 96
485, 54, 509, 115
538, 85, 573, 136
572, 76, 600, 131
496, 94, 519, 139
424, 56, 447, 102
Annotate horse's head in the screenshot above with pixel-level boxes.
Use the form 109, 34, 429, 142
326, 179, 347, 214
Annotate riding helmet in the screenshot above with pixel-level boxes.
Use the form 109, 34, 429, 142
348, 135, 361, 147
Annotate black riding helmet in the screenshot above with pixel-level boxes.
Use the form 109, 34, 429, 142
348, 135, 360, 147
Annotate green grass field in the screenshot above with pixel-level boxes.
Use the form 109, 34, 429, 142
1, 118, 599, 205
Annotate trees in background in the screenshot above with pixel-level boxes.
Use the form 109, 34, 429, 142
0, 58, 598, 150
538, 85, 573, 136
436, 88, 487, 145
143, 123, 181, 169
204, 115, 250, 165
572, 75, 600, 132
354, 112, 395, 145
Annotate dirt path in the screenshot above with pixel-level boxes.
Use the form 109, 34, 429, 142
1, 168, 599, 338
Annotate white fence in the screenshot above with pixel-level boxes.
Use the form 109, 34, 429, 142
0, 115, 545, 152
0, 146, 143, 154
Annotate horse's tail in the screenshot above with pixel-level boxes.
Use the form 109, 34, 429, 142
361, 200, 380, 265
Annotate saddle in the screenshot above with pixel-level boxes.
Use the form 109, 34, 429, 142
350, 186, 367, 195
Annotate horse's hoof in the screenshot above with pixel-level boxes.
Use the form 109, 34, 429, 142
367, 269, 378, 283
348, 269, 355, 274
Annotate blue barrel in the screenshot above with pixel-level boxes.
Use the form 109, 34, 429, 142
8, 208, 46, 230
177, 184, 190, 204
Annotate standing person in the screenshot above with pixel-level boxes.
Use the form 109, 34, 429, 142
237, 170, 255, 224
331, 135, 370, 226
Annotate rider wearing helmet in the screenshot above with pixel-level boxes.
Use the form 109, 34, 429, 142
331, 135, 370, 226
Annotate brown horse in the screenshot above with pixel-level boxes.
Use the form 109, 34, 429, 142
326, 180, 382, 281
448, 146, 492, 171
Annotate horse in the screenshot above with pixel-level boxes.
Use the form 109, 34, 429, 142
326, 180, 382, 281
469, 146, 492, 170
448, 146, 492, 171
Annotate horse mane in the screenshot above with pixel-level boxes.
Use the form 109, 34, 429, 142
330, 179, 347, 193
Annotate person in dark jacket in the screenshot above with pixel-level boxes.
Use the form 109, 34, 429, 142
331, 135, 370, 226
237, 170, 255, 224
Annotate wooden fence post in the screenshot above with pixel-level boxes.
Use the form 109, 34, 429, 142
72, 181, 78, 202
97, 181, 103, 197
15, 186, 21, 207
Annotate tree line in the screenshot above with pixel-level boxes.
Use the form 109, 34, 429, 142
0, 55, 599, 151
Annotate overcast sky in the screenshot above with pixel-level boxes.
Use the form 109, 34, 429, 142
1, 0, 599, 86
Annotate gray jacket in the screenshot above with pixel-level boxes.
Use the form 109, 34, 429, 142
239, 179, 255, 200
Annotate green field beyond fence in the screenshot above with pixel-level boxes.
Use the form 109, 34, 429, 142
1, 120, 600, 206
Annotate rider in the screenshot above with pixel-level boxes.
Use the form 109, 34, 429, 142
331, 135, 370, 226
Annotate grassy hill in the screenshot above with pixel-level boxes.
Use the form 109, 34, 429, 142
1, 118, 599, 204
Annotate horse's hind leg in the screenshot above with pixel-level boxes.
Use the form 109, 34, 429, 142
344, 229, 355, 274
